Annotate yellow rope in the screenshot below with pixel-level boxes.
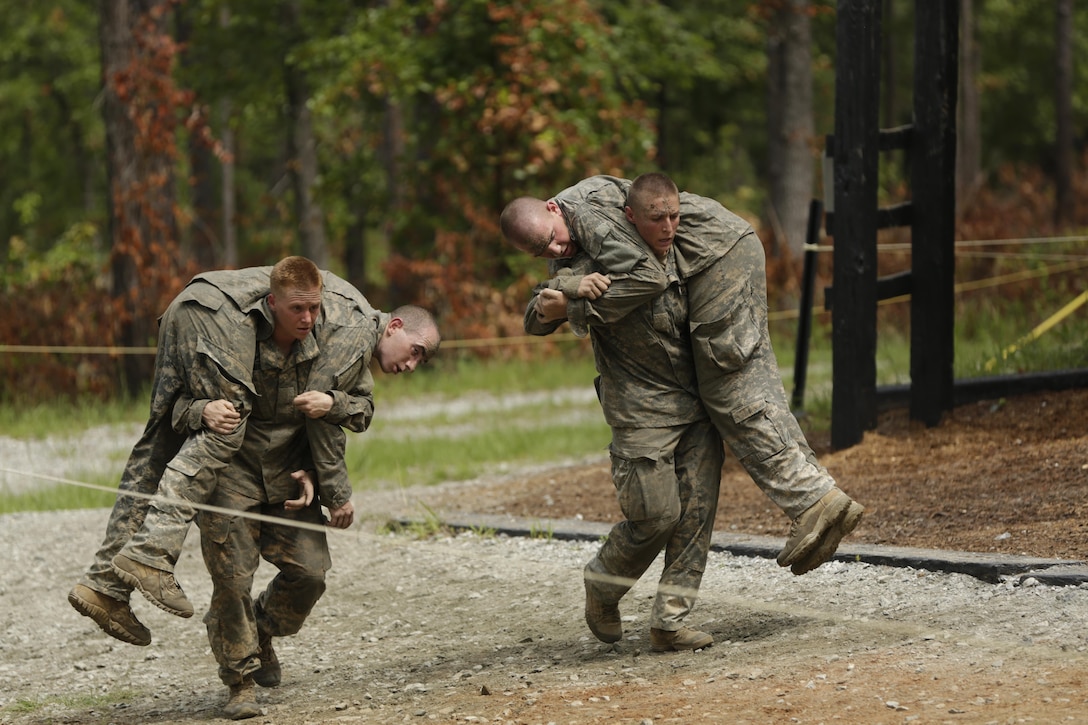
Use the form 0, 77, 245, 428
983, 289, 1088, 372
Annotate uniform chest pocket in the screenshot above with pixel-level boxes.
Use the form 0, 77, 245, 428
650, 286, 687, 338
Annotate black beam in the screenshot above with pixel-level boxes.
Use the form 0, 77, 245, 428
875, 370, 1088, 411
910, 0, 959, 426
831, 0, 883, 449
792, 199, 824, 412
825, 270, 912, 311
877, 201, 913, 229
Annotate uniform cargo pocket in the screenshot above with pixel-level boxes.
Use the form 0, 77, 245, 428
690, 286, 761, 374
200, 510, 233, 546
164, 454, 201, 479
725, 398, 788, 463
609, 445, 677, 522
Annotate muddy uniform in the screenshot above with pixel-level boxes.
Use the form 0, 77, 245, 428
77, 278, 258, 603
197, 299, 383, 687
78, 269, 372, 605
549, 176, 833, 520
525, 194, 724, 632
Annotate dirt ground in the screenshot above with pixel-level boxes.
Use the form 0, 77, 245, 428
3, 388, 1088, 725
428, 387, 1088, 562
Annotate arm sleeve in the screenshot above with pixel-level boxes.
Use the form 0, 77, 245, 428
306, 325, 376, 510
523, 261, 594, 337
171, 396, 212, 434
571, 259, 669, 328
560, 201, 669, 326
322, 357, 375, 433
524, 283, 571, 337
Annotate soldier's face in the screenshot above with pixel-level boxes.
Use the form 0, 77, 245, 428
375, 318, 436, 374
268, 286, 322, 342
533, 201, 576, 259
626, 192, 680, 260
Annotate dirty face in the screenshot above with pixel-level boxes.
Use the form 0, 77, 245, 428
626, 192, 680, 260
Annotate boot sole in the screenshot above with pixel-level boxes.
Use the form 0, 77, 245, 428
777, 494, 852, 567
224, 702, 262, 720
791, 502, 865, 575
111, 557, 194, 618
650, 634, 714, 652
68, 588, 151, 646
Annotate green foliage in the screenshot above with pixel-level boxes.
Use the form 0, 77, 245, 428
2, 221, 103, 290
1, 0, 1086, 405
975, 1, 1088, 170
0, 1, 104, 252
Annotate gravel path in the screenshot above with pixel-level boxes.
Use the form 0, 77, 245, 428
2, 496, 1088, 724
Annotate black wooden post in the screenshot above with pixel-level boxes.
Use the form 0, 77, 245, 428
831, 0, 882, 449
910, 0, 959, 426
792, 199, 823, 412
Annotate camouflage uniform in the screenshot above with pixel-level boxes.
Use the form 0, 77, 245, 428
198, 295, 385, 686
547, 176, 834, 520
78, 268, 372, 603
525, 200, 724, 632
78, 277, 257, 602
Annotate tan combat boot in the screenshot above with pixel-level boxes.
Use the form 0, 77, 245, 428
111, 554, 194, 618
68, 584, 152, 646
790, 499, 865, 575
777, 487, 856, 567
583, 564, 622, 643
650, 626, 713, 652
223, 677, 261, 720
253, 623, 281, 688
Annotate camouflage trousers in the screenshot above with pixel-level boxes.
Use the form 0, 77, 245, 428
588, 418, 723, 631
198, 486, 330, 686
79, 298, 252, 601
687, 231, 834, 520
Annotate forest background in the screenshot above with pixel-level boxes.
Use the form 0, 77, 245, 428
1, 0, 1086, 403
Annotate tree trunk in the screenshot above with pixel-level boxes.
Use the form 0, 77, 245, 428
99, 0, 179, 396
956, 0, 981, 208
282, 0, 328, 268
218, 4, 237, 267
766, 0, 815, 258
1054, 0, 1073, 227
176, 3, 217, 270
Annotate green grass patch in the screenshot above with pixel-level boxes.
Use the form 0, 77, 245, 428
0, 466, 120, 514
0, 393, 148, 439
3, 689, 138, 715
379, 502, 451, 539
374, 349, 599, 401
345, 414, 609, 490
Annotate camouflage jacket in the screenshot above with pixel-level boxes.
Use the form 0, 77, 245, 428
172, 268, 380, 509
524, 177, 704, 428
